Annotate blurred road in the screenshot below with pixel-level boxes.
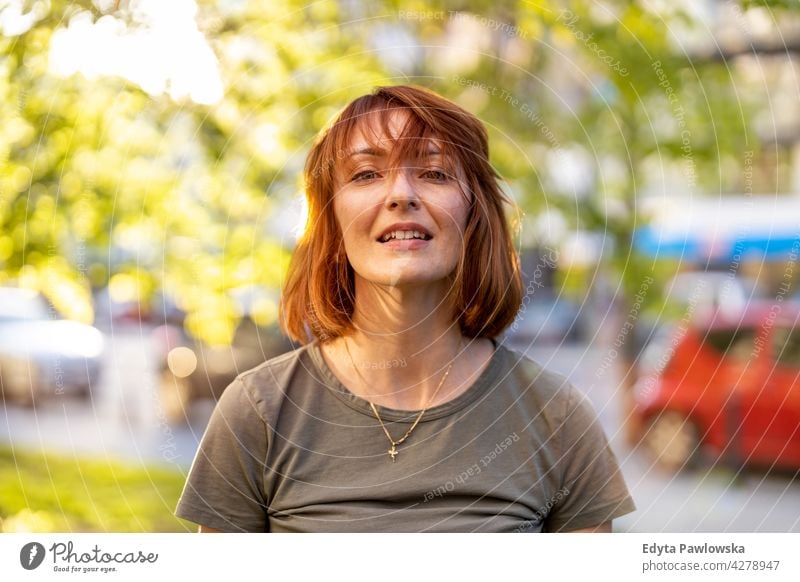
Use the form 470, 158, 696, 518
0, 325, 212, 471
518, 341, 800, 533
1, 329, 798, 531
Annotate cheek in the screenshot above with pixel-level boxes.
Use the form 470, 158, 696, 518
436, 192, 471, 236
334, 195, 374, 246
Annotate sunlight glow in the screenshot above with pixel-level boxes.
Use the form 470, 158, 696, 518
47, 0, 223, 105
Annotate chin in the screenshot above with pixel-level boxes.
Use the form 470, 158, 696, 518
376, 272, 448, 288
355, 262, 454, 287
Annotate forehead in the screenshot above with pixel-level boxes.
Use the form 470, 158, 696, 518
343, 108, 444, 158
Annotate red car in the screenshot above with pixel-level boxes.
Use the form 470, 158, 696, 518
633, 302, 800, 471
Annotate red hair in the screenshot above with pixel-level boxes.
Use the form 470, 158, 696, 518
279, 84, 523, 344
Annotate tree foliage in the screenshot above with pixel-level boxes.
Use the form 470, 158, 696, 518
2, 0, 797, 345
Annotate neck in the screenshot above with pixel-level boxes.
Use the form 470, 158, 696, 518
323, 277, 472, 410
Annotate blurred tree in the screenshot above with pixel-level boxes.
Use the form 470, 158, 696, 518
0, 0, 388, 342
364, 0, 798, 438
2, 0, 798, 364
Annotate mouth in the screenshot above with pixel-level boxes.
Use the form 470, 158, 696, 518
378, 237, 431, 250
377, 230, 433, 244
376, 229, 433, 251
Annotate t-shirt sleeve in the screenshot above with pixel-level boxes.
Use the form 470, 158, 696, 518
174, 376, 270, 532
545, 385, 636, 532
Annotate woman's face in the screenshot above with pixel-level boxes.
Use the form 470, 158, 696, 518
331, 110, 471, 289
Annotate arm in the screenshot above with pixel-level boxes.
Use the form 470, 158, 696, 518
545, 386, 636, 532
561, 520, 612, 533
174, 378, 271, 533
199, 525, 223, 533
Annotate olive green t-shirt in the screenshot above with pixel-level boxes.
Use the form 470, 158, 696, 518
174, 338, 636, 532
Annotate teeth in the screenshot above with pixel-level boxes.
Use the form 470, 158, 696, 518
380, 230, 429, 242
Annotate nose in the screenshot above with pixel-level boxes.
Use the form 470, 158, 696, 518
385, 169, 420, 210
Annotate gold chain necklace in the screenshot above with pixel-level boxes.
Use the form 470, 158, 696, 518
342, 337, 456, 463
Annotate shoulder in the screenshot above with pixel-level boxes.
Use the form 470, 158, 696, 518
493, 342, 579, 417
220, 342, 314, 422
238, 342, 311, 388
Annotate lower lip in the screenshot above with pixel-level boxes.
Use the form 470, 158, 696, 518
378, 238, 432, 250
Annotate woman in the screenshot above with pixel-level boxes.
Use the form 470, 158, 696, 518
175, 85, 636, 533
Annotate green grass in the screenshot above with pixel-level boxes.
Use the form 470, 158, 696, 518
0, 446, 195, 532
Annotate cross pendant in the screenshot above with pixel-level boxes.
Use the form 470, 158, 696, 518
388, 445, 398, 462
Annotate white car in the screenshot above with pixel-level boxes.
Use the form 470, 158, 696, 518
0, 288, 104, 405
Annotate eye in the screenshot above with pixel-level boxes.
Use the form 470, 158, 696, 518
351, 169, 380, 182
421, 169, 451, 182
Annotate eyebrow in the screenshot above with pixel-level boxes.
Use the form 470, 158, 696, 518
345, 145, 442, 158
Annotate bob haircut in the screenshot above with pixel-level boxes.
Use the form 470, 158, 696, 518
279, 84, 523, 344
